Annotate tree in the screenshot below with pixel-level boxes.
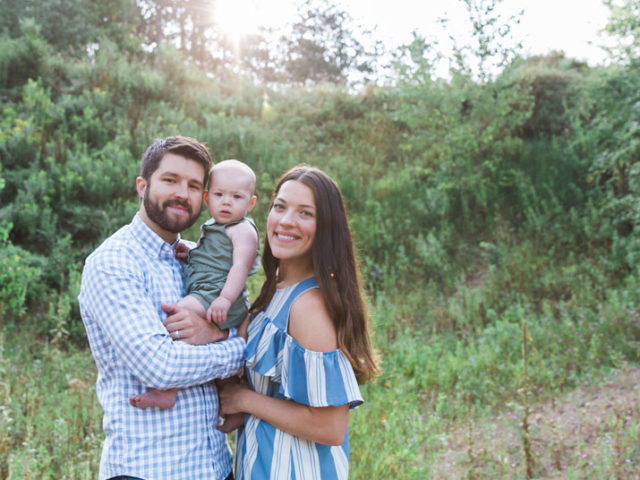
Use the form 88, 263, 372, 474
450, 0, 523, 82
603, 0, 640, 64
137, 0, 217, 62
0, 0, 141, 56
388, 32, 441, 86
279, 0, 380, 86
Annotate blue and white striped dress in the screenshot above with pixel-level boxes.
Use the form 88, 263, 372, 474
235, 277, 364, 479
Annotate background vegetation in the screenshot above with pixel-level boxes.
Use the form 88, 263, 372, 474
0, 0, 639, 478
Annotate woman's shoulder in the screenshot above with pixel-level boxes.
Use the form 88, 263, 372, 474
288, 287, 338, 352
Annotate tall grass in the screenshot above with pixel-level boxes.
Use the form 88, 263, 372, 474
0, 330, 101, 479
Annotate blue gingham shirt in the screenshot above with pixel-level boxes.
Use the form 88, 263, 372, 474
79, 213, 245, 480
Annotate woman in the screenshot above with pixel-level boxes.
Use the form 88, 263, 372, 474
219, 166, 380, 479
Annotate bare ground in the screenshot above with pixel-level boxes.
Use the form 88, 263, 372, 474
429, 366, 640, 479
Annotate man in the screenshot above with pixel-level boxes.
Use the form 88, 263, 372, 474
79, 136, 245, 480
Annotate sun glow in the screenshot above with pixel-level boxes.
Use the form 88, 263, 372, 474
211, 0, 293, 45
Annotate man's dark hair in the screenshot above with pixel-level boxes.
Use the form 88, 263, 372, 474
140, 136, 213, 187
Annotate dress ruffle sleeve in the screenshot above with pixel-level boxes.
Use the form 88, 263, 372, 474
245, 311, 364, 409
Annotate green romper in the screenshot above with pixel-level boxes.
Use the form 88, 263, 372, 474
184, 217, 260, 329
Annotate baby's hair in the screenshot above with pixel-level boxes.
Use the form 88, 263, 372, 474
210, 159, 256, 194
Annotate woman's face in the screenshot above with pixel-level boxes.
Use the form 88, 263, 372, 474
267, 180, 317, 265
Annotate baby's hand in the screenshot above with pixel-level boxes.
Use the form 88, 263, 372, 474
207, 297, 232, 324
174, 241, 191, 263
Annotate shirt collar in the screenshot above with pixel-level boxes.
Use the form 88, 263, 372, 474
130, 213, 181, 261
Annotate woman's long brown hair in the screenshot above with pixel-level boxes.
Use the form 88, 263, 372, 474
251, 166, 380, 384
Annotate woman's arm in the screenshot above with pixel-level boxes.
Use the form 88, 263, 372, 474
219, 383, 349, 446
218, 289, 350, 446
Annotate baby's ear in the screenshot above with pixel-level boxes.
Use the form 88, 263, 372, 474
248, 195, 257, 211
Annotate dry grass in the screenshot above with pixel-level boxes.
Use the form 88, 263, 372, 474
429, 366, 640, 479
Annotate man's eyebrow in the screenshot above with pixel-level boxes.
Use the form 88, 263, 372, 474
160, 171, 204, 187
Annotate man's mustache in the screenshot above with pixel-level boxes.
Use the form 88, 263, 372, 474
164, 199, 192, 214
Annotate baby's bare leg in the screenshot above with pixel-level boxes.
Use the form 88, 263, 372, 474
129, 388, 177, 409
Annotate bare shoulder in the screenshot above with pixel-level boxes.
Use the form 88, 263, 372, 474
226, 220, 258, 244
288, 288, 338, 352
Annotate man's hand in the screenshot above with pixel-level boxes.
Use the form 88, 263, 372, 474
162, 303, 229, 344
207, 296, 232, 324
216, 412, 245, 434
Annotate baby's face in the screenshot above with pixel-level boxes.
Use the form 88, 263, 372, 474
205, 169, 256, 224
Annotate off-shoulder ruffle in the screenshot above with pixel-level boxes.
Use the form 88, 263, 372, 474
246, 305, 363, 409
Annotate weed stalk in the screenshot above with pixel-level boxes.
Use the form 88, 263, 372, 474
466, 393, 476, 480
549, 396, 562, 471
521, 319, 535, 479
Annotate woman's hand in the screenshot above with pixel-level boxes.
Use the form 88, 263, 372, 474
218, 380, 251, 416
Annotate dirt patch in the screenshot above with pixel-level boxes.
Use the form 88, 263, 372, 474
429, 366, 640, 479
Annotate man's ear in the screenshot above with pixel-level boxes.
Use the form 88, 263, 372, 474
203, 191, 209, 203
248, 195, 257, 211
135, 176, 146, 199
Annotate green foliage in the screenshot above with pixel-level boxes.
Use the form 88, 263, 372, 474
570, 62, 640, 275
604, 0, 640, 64
510, 52, 588, 138
0, 220, 43, 320
451, 0, 523, 82
0, 19, 52, 91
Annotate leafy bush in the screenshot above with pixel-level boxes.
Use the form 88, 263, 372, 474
0, 220, 43, 320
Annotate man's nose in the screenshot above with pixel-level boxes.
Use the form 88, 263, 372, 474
174, 181, 189, 199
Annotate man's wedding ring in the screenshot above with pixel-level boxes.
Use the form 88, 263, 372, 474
175, 330, 180, 339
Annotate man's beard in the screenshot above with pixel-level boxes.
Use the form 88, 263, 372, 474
143, 188, 200, 234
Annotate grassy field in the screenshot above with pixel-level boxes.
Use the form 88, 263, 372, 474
1, 271, 638, 479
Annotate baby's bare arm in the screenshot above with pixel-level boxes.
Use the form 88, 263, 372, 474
220, 221, 259, 302
207, 222, 258, 323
